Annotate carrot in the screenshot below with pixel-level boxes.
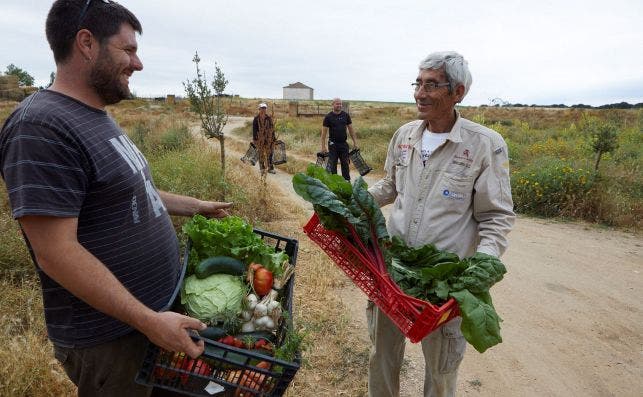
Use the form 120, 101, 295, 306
229, 362, 271, 397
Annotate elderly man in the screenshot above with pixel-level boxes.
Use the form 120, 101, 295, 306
253, 102, 276, 174
367, 51, 515, 397
0, 1, 231, 395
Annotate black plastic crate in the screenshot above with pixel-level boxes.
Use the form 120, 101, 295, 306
136, 228, 300, 396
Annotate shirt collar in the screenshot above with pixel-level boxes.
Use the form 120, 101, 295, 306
411, 109, 463, 144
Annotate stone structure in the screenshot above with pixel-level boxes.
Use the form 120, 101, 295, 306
283, 82, 313, 100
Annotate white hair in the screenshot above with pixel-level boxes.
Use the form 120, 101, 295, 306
419, 51, 472, 98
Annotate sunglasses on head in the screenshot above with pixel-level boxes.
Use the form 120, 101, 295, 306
76, 0, 110, 30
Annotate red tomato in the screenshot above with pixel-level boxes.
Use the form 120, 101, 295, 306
253, 268, 273, 296
180, 358, 213, 385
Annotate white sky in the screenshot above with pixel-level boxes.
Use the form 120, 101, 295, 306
1, 0, 642, 106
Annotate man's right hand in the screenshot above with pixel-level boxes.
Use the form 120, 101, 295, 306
142, 311, 207, 358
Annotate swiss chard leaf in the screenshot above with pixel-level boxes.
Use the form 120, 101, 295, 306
449, 289, 502, 353
450, 254, 506, 294
352, 177, 389, 243
292, 172, 359, 230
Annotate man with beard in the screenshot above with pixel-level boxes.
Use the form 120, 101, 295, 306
0, 1, 231, 395
367, 51, 515, 397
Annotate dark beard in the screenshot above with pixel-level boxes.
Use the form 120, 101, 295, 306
89, 48, 130, 105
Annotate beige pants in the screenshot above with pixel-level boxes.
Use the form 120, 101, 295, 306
366, 301, 466, 397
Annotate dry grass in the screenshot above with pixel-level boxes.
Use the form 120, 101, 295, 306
1, 97, 639, 395
0, 277, 76, 396
249, 190, 370, 396
0, 98, 371, 396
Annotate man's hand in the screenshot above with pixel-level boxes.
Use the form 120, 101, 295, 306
197, 201, 232, 219
159, 191, 232, 218
142, 311, 207, 358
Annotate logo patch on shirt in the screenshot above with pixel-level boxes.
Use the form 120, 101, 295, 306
442, 189, 466, 201
454, 149, 474, 163
397, 144, 412, 164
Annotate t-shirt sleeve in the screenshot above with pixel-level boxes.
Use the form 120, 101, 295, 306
346, 113, 352, 125
323, 114, 330, 128
1, 121, 88, 219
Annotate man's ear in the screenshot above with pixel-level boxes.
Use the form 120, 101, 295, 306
75, 29, 95, 61
454, 84, 466, 103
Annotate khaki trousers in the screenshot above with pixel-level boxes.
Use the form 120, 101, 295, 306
366, 301, 466, 397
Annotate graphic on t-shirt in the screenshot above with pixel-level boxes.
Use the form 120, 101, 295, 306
108, 135, 166, 218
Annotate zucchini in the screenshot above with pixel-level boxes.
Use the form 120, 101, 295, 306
235, 330, 277, 344
195, 256, 246, 279
199, 326, 227, 341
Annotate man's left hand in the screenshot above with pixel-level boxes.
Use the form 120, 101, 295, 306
197, 201, 232, 218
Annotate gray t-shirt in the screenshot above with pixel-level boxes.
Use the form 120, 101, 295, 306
0, 90, 180, 348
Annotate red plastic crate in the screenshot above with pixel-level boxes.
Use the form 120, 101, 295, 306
303, 213, 459, 343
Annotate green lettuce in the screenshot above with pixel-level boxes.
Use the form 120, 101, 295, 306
182, 215, 288, 276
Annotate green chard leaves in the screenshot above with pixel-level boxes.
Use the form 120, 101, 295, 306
293, 166, 507, 353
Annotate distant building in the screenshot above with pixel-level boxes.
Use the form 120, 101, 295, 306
283, 82, 313, 100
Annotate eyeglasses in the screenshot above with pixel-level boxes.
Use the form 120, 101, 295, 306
77, 0, 110, 30
411, 81, 451, 93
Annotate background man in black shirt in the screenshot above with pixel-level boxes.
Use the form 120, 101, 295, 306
321, 97, 358, 180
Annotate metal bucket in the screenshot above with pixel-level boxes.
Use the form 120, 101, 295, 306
349, 148, 372, 176
273, 140, 287, 165
240, 143, 258, 166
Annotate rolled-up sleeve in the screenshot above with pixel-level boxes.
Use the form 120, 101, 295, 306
368, 130, 399, 207
473, 139, 515, 257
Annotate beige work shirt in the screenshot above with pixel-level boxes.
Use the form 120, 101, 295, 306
368, 112, 515, 258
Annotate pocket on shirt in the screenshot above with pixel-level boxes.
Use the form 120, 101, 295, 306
439, 173, 473, 201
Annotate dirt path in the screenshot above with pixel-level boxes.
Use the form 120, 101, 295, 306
205, 118, 643, 397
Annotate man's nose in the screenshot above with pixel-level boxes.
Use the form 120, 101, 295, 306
131, 54, 143, 71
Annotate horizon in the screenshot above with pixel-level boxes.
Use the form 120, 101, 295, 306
1, 1, 642, 107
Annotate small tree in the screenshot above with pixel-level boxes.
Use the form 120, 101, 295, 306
47, 72, 55, 88
183, 52, 229, 176
590, 121, 618, 172
5, 64, 35, 87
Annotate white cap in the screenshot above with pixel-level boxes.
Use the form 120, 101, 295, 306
259, 103, 268, 108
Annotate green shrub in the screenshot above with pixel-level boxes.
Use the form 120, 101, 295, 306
511, 158, 594, 217
129, 120, 151, 152
159, 123, 192, 152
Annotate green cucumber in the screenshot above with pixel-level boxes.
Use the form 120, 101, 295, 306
195, 256, 246, 279
199, 326, 227, 341
235, 331, 277, 344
